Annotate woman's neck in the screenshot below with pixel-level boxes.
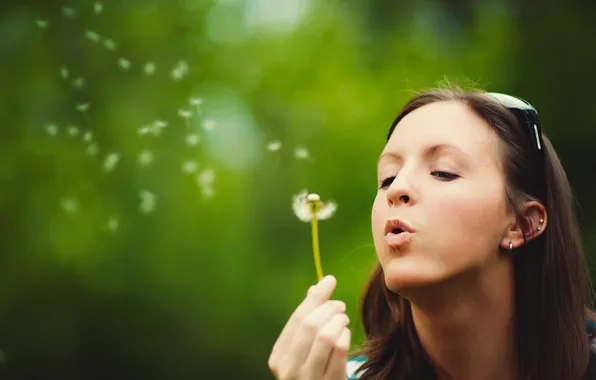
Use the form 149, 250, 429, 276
407, 256, 516, 380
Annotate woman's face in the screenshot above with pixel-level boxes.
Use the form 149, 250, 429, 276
372, 101, 514, 292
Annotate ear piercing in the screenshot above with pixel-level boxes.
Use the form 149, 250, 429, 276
509, 241, 513, 252
538, 218, 544, 231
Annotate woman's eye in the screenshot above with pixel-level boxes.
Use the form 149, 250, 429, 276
379, 176, 395, 189
431, 171, 459, 181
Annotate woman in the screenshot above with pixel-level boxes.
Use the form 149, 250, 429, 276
268, 87, 596, 380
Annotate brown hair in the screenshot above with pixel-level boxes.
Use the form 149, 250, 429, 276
350, 87, 594, 379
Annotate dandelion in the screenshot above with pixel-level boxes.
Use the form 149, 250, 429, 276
170, 60, 189, 80
144, 62, 156, 75
45, 124, 58, 136
139, 190, 156, 214
106, 216, 119, 231
76, 103, 90, 112
294, 146, 310, 160
94, 2, 103, 14
292, 190, 337, 281
60, 197, 79, 214
182, 160, 198, 173
36, 20, 49, 28
118, 57, 131, 70
86, 143, 99, 156
103, 38, 117, 51
267, 140, 282, 152
138, 150, 153, 166
60, 66, 69, 79
103, 152, 120, 172
68, 125, 80, 136
185, 134, 200, 146
82, 130, 93, 142
85, 31, 101, 42
72, 76, 85, 88
62, 7, 76, 18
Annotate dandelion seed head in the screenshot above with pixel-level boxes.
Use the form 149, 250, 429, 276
60, 197, 79, 213
178, 109, 192, 119
85, 31, 101, 42
62, 7, 76, 18
267, 140, 282, 151
182, 160, 198, 173
170, 60, 189, 80
118, 58, 131, 70
294, 147, 310, 160
292, 190, 336, 222
144, 62, 156, 75
139, 190, 156, 214
107, 216, 119, 231
76, 103, 90, 112
138, 150, 153, 166
103, 39, 117, 50
60, 66, 69, 79
185, 134, 200, 146
68, 125, 80, 136
103, 152, 120, 172
203, 119, 216, 131
82, 131, 93, 142
36, 19, 49, 28
86, 143, 99, 156
72, 76, 85, 88
45, 124, 58, 136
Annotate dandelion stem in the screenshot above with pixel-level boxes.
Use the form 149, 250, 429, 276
309, 201, 324, 281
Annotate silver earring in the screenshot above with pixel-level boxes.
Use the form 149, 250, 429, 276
509, 241, 513, 252
537, 226, 542, 231
539, 218, 544, 223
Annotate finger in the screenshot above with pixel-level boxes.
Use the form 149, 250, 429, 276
270, 275, 337, 361
323, 327, 351, 380
301, 314, 350, 378
279, 302, 347, 375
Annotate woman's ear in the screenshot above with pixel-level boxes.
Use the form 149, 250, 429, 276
500, 201, 547, 251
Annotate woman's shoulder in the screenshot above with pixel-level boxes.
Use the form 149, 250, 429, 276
346, 356, 367, 379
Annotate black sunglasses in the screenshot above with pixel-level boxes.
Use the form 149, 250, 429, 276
487, 92, 547, 202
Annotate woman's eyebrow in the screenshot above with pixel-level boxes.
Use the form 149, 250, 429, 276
377, 144, 472, 169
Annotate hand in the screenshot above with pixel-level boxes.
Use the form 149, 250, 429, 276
268, 275, 351, 380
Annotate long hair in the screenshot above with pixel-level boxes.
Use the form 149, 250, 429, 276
351, 87, 594, 380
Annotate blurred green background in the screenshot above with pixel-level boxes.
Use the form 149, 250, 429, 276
1, 0, 596, 378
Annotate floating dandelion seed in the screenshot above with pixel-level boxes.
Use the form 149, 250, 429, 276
85, 31, 101, 42
190, 97, 202, 106
118, 58, 131, 70
86, 143, 99, 156
138, 150, 153, 166
139, 190, 156, 214
203, 119, 216, 132
60, 197, 79, 214
72, 76, 85, 89
94, 2, 103, 14
143, 62, 156, 75
170, 60, 189, 80
60, 66, 69, 79
178, 109, 192, 130
62, 7, 76, 18
294, 147, 310, 160
82, 131, 93, 142
106, 216, 119, 231
185, 134, 200, 146
68, 125, 80, 136
292, 190, 337, 281
197, 168, 215, 188
267, 140, 282, 151
103, 153, 120, 172
182, 160, 198, 173
36, 19, 49, 28
202, 186, 215, 199
103, 39, 117, 51
45, 124, 58, 136
76, 103, 90, 112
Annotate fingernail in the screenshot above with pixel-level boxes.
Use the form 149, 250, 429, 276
318, 275, 335, 287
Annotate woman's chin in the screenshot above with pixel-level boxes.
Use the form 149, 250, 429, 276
381, 257, 445, 292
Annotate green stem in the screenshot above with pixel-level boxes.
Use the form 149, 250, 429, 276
311, 217, 323, 281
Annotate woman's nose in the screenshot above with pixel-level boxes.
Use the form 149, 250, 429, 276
386, 175, 416, 207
